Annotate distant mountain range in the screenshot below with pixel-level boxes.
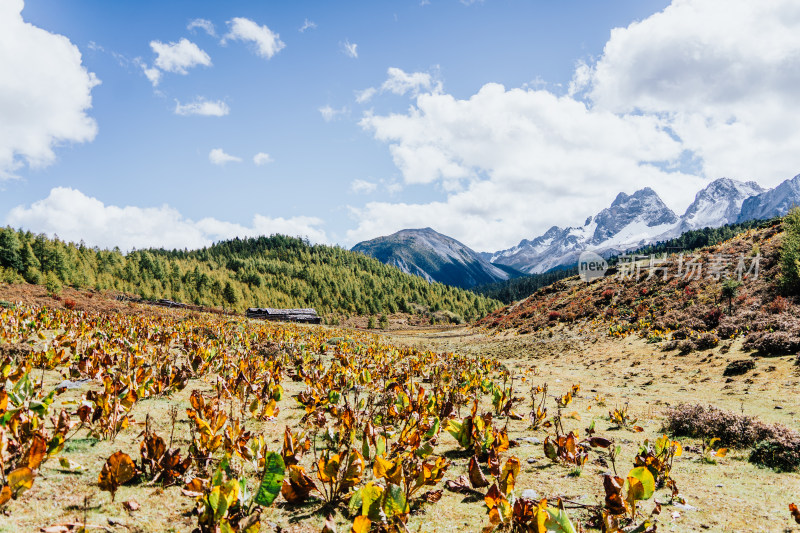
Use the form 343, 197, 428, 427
352, 173, 800, 285
351, 228, 523, 289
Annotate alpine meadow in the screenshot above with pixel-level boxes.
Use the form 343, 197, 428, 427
2, 1, 800, 532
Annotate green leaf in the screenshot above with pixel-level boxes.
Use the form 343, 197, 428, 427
544, 506, 577, 533
360, 482, 386, 522
348, 489, 363, 518
383, 483, 409, 517
424, 417, 440, 439
254, 452, 285, 507
626, 467, 655, 502
212, 456, 230, 487
415, 441, 434, 459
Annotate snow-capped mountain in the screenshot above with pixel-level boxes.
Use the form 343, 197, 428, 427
656, 178, 764, 240
490, 188, 678, 274
353, 174, 800, 286
738, 174, 800, 222
351, 228, 516, 289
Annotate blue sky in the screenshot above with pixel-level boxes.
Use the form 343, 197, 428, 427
3, 0, 800, 252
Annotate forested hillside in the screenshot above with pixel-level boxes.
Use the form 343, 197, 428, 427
0, 230, 499, 319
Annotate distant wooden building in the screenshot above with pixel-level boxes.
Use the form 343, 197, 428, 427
246, 307, 321, 324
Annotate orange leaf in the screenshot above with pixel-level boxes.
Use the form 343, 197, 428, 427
350, 515, 370, 533
98, 451, 136, 501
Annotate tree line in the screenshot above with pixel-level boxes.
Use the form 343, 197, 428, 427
0, 230, 500, 320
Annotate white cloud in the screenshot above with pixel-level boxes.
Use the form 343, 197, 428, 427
187, 18, 216, 37
354, 83, 701, 250
135, 58, 162, 87
581, 0, 800, 186
350, 179, 377, 194
5, 187, 328, 250
381, 67, 441, 96
350, 0, 800, 251
318, 105, 346, 122
299, 19, 317, 33
355, 87, 377, 103
0, 0, 99, 178
151, 38, 211, 74
253, 152, 273, 165
223, 18, 285, 59
174, 98, 229, 117
341, 39, 358, 58
209, 148, 242, 165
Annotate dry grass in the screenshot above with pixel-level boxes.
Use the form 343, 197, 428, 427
1, 287, 800, 532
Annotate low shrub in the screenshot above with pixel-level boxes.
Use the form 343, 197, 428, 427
63, 298, 77, 310
677, 339, 696, 354
743, 331, 800, 356
547, 311, 560, 321
664, 403, 800, 471
695, 333, 719, 350
767, 296, 789, 314
750, 438, 800, 472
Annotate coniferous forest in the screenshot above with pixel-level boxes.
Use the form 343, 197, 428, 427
0, 229, 499, 320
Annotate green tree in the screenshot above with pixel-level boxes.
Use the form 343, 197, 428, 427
223, 281, 238, 308
0, 229, 22, 271
721, 278, 741, 314
779, 207, 800, 295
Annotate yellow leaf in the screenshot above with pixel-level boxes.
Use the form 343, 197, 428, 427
350, 515, 370, 533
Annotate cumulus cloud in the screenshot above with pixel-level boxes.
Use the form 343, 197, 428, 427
253, 152, 273, 165
174, 98, 229, 116
223, 18, 285, 59
0, 0, 99, 178
350, 0, 800, 251
187, 18, 216, 37
5, 187, 328, 250
151, 38, 211, 74
350, 179, 377, 194
341, 40, 358, 58
381, 67, 441, 96
299, 19, 317, 33
581, 0, 800, 185
209, 148, 242, 165
353, 82, 702, 250
140, 38, 211, 87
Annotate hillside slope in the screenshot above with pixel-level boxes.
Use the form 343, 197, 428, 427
352, 227, 515, 288
0, 230, 499, 319
479, 217, 799, 356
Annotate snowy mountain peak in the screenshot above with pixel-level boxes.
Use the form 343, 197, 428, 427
738, 174, 800, 222
591, 187, 678, 244
656, 177, 766, 240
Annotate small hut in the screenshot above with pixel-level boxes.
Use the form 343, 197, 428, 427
245, 307, 321, 324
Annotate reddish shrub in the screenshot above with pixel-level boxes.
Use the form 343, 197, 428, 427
767, 296, 789, 314
601, 288, 615, 300
63, 298, 77, 310
703, 308, 723, 328
547, 311, 560, 321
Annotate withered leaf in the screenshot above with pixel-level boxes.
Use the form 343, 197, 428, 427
98, 451, 136, 501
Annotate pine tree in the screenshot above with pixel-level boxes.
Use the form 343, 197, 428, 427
223, 281, 238, 307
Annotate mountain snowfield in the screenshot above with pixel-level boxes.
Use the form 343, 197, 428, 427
490, 174, 800, 274
354, 173, 800, 283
